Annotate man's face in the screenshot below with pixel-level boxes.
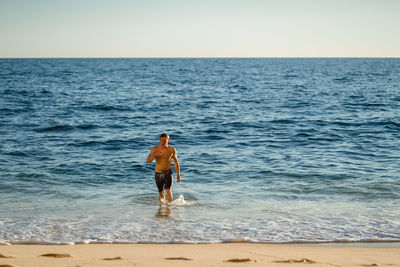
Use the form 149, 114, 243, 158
160, 136, 169, 146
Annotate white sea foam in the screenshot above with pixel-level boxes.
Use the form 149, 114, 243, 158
160, 195, 196, 206
0, 214, 399, 245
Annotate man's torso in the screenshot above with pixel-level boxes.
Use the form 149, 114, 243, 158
153, 145, 174, 173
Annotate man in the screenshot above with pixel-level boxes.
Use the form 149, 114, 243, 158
146, 133, 181, 202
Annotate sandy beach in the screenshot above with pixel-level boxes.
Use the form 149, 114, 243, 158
1, 243, 399, 267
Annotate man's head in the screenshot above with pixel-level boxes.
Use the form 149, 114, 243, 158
159, 133, 170, 146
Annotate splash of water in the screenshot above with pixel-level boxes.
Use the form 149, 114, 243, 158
160, 195, 195, 206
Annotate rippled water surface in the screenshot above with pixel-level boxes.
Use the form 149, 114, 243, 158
1, 58, 399, 244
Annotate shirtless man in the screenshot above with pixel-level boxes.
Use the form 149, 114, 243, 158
146, 133, 181, 202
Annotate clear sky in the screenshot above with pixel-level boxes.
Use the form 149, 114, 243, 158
1, 0, 399, 57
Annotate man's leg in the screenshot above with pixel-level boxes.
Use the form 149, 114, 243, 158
159, 190, 164, 201
166, 189, 173, 202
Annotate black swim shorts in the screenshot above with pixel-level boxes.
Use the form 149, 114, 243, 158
155, 169, 173, 193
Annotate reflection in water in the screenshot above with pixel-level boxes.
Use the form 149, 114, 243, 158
155, 205, 172, 218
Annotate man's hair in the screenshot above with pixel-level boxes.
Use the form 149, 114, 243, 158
159, 133, 169, 138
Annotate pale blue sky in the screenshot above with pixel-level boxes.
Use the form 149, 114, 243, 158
1, 0, 399, 57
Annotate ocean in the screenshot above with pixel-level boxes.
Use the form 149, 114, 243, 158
0, 58, 399, 244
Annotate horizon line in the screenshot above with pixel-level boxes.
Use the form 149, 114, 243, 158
1, 56, 399, 59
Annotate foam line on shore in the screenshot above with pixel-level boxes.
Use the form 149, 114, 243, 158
2, 239, 400, 247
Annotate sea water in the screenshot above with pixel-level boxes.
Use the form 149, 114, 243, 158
0, 58, 399, 244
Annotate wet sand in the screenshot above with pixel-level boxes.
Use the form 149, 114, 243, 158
1, 243, 399, 267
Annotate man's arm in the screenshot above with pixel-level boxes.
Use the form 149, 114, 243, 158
146, 147, 156, 163
172, 148, 181, 182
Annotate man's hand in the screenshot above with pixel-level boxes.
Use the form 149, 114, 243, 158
177, 174, 181, 183
146, 148, 155, 163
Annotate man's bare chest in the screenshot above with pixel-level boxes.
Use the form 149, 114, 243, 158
155, 147, 173, 159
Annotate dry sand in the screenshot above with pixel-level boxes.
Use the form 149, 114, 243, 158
0, 243, 399, 267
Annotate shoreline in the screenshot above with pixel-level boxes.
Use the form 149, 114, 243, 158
1, 243, 399, 267
2, 239, 400, 247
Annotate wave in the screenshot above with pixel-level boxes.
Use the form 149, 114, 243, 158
75, 124, 99, 130
333, 77, 353, 83
344, 102, 389, 108
283, 74, 299, 79
330, 119, 400, 128
1, 214, 398, 245
35, 125, 74, 132
68, 138, 146, 149
228, 84, 249, 90
2, 239, 399, 246
269, 119, 296, 124
4, 151, 29, 157
82, 104, 133, 112
34, 123, 101, 133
